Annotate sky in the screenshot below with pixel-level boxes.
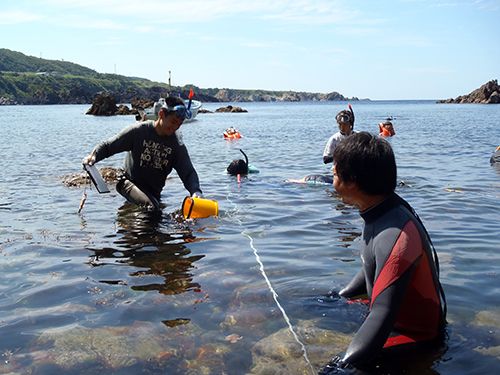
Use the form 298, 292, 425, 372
0, 0, 498, 100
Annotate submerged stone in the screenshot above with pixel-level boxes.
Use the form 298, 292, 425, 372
250, 319, 353, 374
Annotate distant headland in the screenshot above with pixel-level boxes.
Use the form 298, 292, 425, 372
0, 48, 362, 105
437, 79, 499, 104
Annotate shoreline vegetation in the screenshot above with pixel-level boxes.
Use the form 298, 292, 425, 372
1, 49, 498, 106
0, 48, 362, 106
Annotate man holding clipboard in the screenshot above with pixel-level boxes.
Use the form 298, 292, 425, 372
82, 96, 203, 211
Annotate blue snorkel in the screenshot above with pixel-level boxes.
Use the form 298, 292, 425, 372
179, 89, 194, 120
167, 91, 193, 120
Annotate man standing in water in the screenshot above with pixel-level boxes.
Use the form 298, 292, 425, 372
323, 132, 446, 370
323, 105, 357, 164
83, 96, 203, 211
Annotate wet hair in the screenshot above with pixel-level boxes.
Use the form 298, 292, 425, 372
333, 131, 396, 195
227, 149, 249, 175
166, 96, 184, 107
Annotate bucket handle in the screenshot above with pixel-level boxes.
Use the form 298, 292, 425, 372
183, 196, 195, 219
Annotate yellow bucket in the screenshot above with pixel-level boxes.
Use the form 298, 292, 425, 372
182, 196, 219, 219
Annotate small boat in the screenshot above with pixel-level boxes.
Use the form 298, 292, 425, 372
138, 96, 202, 123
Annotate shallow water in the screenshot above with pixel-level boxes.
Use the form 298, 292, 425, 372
1, 101, 500, 374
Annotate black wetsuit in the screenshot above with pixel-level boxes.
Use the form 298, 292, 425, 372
490, 146, 500, 165
93, 121, 201, 210
304, 174, 333, 184
339, 193, 446, 365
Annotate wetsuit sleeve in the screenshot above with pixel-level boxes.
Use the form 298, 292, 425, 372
339, 268, 367, 299
342, 264, 416, 365
174, 146, 202, 196
342, 221, 424, 365
92, 124, 137, 163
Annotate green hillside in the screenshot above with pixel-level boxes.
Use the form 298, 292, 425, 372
0, 48, 97, 76
0, 48, 358, 104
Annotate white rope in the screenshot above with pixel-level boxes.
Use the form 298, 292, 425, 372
225, 190, 314, 374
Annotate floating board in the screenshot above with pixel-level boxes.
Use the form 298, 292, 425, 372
248, 165, 260, 173
84, 164, 110, 193
285, 177, 333, 186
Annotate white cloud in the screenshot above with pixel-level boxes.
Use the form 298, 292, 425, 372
38, 0, 377, 26
377, 35, 434, 48
241, 41, 293, 48
0, 11, 43, 25
402, 67, 455, 74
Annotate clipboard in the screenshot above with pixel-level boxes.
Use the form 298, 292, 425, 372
83, 164, 110, 193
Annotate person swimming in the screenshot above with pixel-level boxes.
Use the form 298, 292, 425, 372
379, 118, 395, 137
227, 149, 249, 175
490, 145, 500, 165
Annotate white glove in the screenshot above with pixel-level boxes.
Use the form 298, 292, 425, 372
82, 153, 96, 166
192, 191, 204, 199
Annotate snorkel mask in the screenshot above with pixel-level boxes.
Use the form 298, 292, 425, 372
336, 112, 353, 124
164, 90, 195, 120
167, 105, 192, 120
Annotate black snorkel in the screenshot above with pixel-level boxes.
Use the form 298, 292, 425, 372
348, 103, 355, 131
239, 149, 249, 173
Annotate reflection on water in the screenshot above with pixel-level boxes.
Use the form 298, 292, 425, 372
87, 203, 205, 296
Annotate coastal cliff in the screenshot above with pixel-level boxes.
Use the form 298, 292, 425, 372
437, 79, 499, 104
0, 48, 360, 105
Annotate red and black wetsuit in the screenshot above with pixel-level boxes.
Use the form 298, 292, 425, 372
339, 193, 446, 365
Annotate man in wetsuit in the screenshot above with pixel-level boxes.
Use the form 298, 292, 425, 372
83, 96, 203, 211
325, 132, 447, 369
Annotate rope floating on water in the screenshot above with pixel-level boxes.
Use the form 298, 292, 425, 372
225, 188, 314, 374
241, 230, 314, 374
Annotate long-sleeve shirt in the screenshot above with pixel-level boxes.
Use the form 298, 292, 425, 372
93, 121, 201, 200
323, 131, 357, 164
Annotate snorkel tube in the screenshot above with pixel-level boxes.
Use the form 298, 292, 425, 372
187, 89, 193, 110
239, 149, 249, 173
348, 103, 355, 131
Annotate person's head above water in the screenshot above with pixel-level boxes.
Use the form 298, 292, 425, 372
382, 118, 394, 130
333, 131, 396, 196
227, 149, 249, 176
335, 106, 355, 135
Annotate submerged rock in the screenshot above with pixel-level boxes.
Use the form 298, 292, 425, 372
14, 322, 233, 373
470, 307, 500, 360
250, 319, 354, 374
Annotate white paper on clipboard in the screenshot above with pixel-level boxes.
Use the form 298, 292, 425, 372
83, 164, 110, 193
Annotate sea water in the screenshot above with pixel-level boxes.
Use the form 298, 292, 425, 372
1, 101, 500, 374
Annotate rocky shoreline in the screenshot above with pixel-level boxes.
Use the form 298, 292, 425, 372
0, 84, 360, 106
437, 79, 499, 104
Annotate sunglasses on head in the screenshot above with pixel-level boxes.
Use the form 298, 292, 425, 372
165, 105, 192, 120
